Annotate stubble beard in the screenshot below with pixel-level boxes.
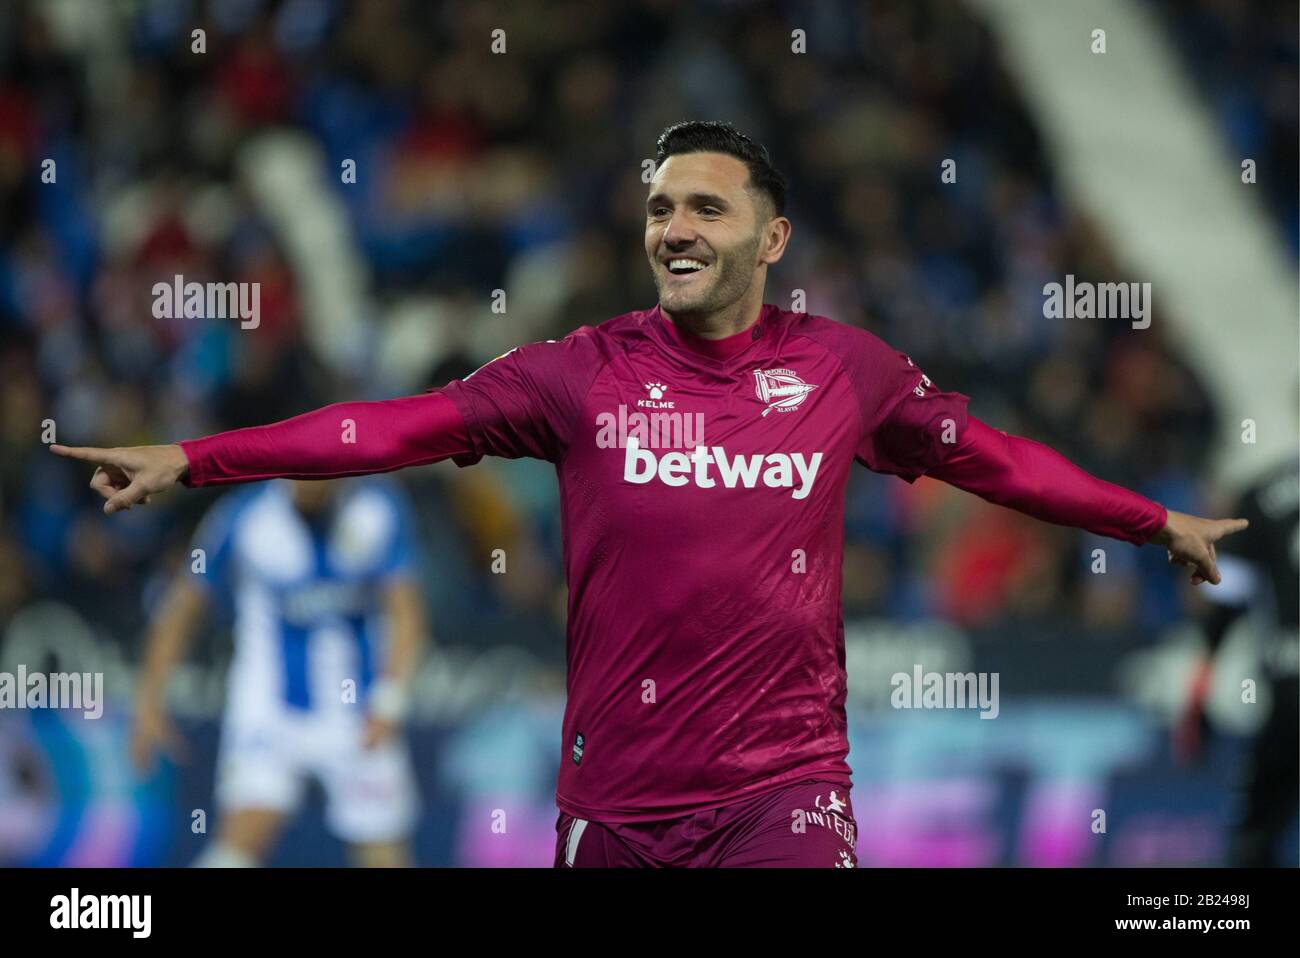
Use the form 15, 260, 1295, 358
654, 230, 761, 323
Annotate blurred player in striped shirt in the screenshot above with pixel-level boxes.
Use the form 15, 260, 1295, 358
131, 478, 426, 867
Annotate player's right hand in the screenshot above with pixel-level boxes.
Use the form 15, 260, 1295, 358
50, 443, 191, 515
1151, 509, 1250, 586
130, 702, 187, 775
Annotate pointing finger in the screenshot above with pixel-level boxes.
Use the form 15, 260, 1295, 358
51, 444, 118, 465
1210, 518, 1249, 541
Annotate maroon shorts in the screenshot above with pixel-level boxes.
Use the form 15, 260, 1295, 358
554, 779, 857, 868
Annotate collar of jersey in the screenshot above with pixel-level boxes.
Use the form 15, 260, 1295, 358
648, 303, 775, 366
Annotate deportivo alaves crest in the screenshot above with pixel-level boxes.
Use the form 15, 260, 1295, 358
754, 367, 817, 416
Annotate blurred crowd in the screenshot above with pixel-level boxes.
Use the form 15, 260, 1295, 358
1154, 0, 1298, 254
1, 0, 1294, 669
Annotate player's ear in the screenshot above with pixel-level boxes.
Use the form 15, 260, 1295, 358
760, 216, 791, 265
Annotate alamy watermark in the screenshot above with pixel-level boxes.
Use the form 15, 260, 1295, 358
0, 665, 103, 718
890, 665, 999, 719
1043, 274, 1151, 329
595, 402, 705, 450
152, 274, 260, 329
50, 888, 150, 938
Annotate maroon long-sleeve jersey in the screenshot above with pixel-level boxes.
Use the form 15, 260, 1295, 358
181, 304, 1166, 822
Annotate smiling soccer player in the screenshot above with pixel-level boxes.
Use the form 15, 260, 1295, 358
52, 120, 1246, 868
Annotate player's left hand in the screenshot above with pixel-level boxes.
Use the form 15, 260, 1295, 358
363, 715, 398, 750
1150, 510, 1249, 585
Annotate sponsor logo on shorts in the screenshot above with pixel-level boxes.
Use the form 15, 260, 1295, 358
815, 790, 848, 815
794, 790, 856, 848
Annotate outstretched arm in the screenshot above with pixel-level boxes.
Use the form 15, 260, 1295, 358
53, 332, 595, 512
51, 390, 471, 514
928, 417, 1248, 585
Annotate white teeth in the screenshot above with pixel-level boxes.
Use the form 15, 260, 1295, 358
667, 258, 707, 272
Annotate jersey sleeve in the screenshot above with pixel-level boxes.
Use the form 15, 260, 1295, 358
925, 417, 1167, 545
179, 390, 471, 487
438, 330, 600, 465
847, 332, 971, 482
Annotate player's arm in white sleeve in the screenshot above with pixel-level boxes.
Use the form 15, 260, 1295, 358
133, 494, 242, 773
132, 574, 207, 774
363, 486, 430, 749
364, 578, 427, 750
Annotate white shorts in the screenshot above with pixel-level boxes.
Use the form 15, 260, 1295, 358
214, 709, 418, 845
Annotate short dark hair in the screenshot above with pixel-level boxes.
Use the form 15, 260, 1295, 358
654, 120, 787, 218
